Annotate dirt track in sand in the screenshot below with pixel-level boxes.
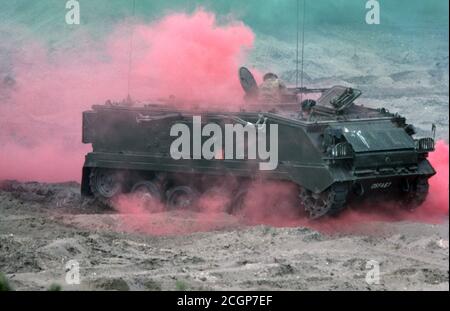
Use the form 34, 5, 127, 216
0, 181, 448, 291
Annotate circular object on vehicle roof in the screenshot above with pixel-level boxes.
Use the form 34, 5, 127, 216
239, 67, 258, 95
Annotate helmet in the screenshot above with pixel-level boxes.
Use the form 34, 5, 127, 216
263, 72, 278, 81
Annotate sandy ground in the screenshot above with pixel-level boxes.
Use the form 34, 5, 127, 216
0, 181, 448, 291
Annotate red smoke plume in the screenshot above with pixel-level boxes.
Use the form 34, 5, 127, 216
0, 10, 254, 182
124, 11, 254, 103
0, 10, 447, 235
112, 141, 448, 235
416, 140, 449, 218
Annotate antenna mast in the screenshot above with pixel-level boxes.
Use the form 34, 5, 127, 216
296, 0, 299, 88
298, 0, 306, 103
127, 0, 136, 98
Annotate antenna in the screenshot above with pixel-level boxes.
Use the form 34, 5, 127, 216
295, 0, 299, 88
299, 0, 306, 104
127, 0, 136, 98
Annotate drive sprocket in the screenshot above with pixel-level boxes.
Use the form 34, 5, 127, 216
299, 183, 349, 219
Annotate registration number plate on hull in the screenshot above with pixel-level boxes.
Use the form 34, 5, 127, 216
370, 182, 392, 190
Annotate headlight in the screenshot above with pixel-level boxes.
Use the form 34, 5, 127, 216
415, 137, 435, 151
330, 142, 352, 158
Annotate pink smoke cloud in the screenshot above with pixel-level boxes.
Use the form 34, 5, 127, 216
110, 141, 448, 236
0, 9, 447, 236
241, 141, 449, 233
0, 10, 254, 182
414, 140, 449, 218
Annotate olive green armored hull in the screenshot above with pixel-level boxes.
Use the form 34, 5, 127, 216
81, 88, 436, 218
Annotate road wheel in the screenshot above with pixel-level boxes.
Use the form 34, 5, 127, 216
131, 181, 163, 212
89, 168, 123, 207
166, 186, 199, 210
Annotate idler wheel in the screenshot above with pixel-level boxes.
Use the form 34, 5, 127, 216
89, 168, 123, 207
299, 183, 349, 219
166, 186, 199, 210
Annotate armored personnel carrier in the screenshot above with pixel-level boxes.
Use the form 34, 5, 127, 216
80, 67, 436, 218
